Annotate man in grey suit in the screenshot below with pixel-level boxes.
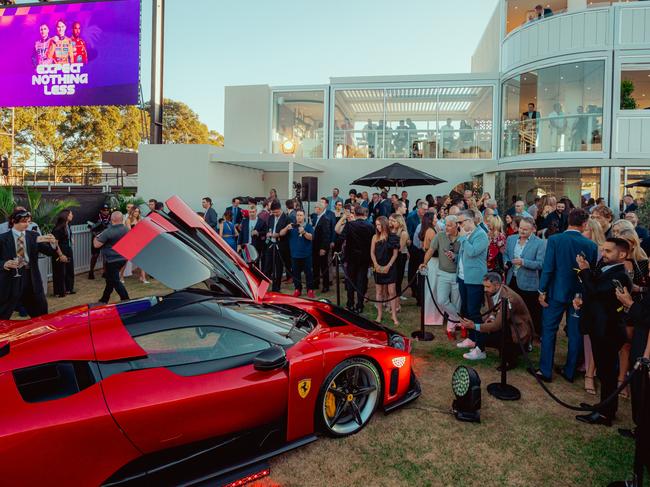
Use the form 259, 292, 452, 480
202, 197, 218, 231
504, 216, 546, 338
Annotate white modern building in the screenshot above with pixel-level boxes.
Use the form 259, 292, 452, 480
139, 0, 650, 211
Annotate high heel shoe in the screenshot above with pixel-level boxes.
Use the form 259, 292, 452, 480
584, 376, 596, 395
618, 380, 630, 399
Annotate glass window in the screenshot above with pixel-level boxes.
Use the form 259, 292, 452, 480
501, 60, 605, 157
620, 168, 650, 212
333, 89, 385, 158
437, 87, 493, 159
133, 326, 270, 369
621, 64, 650, 110
272, 91, 325, 158
495, 167, 601, 211
334, 86, 493, 159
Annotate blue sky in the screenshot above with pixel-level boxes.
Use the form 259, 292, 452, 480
142, 0, 500, 133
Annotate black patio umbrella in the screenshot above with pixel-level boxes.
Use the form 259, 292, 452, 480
625, 178, 650, 188
350, 162, 446, 189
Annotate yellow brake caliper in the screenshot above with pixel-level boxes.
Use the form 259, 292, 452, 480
325, 381, 336, 418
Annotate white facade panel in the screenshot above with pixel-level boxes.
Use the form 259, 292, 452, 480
615, 117, 650, 158
617, 5, 650, 47
502, 8, 612, 74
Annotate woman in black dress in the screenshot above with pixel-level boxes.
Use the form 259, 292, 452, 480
371, 216, 400, 325
52, 209, 75, 297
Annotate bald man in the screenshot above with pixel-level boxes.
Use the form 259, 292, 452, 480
94, 211, 130, 303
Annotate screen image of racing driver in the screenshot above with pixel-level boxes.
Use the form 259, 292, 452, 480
71, 22, 88, 64
33, 24, 52, 67
46, 19, 75, 65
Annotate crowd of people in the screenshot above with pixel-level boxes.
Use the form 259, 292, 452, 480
1, 187, 649, 434
196, 186, 650, 432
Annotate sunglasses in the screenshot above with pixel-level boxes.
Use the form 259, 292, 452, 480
14, 211, 31, 219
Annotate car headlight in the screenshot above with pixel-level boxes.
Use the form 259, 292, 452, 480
389, 334, 406, 351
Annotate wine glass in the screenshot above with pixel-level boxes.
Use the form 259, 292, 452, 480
13, 256, 24, 278
571, 292, 582, 318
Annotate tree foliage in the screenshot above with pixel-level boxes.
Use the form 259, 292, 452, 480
0, 99, 223, 182
621, 80, 637, 110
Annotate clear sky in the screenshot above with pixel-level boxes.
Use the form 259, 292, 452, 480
141, 0, 500, 133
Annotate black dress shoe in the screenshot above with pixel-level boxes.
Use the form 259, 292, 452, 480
576, 411, 612, 426
528, 367, 552, 383
618, 428, 635, 439
554, 366, 574, 383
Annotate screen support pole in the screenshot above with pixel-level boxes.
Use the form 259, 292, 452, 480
150, 0, 165, 144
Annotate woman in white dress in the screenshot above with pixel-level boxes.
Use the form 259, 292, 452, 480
416, 212, 445, 326
123, 207, 149, 284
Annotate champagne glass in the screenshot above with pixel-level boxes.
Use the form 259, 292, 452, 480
13, 256, 24, 278
571, 292, 582, 318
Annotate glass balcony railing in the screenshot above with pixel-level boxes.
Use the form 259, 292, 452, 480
501, 112, 603, 158
332, 128, 492, 159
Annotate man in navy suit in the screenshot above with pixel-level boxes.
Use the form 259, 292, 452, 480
536, 208, 598, 382
225, 197, 243, 229
237, 203, 267, 266
201, 197, 218, 231
311, 202, 333, 292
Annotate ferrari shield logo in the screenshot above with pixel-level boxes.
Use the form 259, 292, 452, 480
298, 379, 311, 399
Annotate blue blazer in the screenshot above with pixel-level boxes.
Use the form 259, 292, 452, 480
539, 230, 598, 302
225, 206, 243, 225
457, 227, 489, 285
204, 207, 219, 231
504, 234, 546, 291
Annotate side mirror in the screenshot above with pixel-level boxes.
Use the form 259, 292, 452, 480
254, 346, 287, 372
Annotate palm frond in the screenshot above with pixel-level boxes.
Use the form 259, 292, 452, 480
0, 186, 15, 221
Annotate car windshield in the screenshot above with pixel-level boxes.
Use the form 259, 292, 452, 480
218, 302, 316, 344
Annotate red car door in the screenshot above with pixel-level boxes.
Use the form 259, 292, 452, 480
99, 324, 289, 454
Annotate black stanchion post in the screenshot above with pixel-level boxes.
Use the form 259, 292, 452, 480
633, 359, 649, 486
335, 252, 341, 307
411, 270, 433, 341
487, 297, 521, 401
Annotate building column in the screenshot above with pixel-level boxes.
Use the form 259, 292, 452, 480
482, 172, 496, 198
609, 166, 622, 213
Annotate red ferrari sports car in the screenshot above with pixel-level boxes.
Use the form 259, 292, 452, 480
0, 196, 420, 486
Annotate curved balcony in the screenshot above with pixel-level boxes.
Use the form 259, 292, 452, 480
502, 7, 612, 75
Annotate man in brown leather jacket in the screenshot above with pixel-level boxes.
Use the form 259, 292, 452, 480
460, 272, 533, 368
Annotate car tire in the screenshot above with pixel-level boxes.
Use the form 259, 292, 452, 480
316, 357, 382, 437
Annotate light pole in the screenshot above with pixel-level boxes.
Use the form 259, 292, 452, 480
281, 139, 296, 202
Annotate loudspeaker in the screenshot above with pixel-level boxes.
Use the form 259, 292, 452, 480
301, 176, 318, 202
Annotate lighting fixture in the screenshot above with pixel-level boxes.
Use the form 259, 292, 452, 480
451, 366, 481, 423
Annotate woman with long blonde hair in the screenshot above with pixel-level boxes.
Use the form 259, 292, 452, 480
389, 213, 410, 310
371, 216, 400, 325
485, 215, 506, 272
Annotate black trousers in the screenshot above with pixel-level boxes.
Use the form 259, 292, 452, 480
346, 260, 369, 310
484, 329, 519, 366
590, 333, 619, 420
52, 254, 74, 296
100, 260, 130, 303
395, 252, 408, 296
0, 268, 48, 320
312, 248, 330, 290
280, 242, 292, 277
263, 244, 283, 292
510, 276, 542, 338
407, 247, 424, 302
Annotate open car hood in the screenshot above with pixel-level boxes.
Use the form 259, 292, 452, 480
113, 196, 269, 301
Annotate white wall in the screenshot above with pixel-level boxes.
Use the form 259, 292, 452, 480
262, 158, 496, 208
471, 4, 501, 74
138, 144, 265, 212
224, 85, 271, 154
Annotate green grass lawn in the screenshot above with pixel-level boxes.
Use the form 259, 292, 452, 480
44, 273, 641, 486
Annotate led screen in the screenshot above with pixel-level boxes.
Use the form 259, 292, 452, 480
0, 0, 140, 107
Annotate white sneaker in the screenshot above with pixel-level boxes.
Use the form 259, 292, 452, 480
400, 296, 408, 301
463, 347, 487, 361
456, 338, 476, 349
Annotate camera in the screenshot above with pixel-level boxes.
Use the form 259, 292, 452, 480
291, 223, 300, 229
